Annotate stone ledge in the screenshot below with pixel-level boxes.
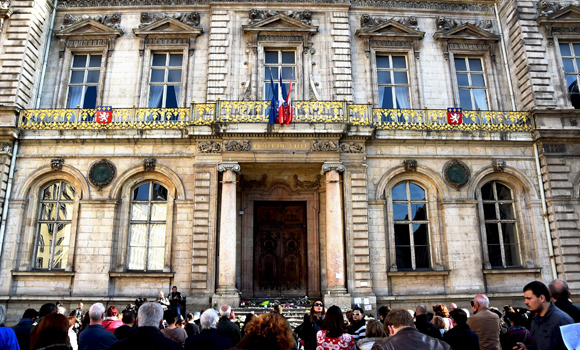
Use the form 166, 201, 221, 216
12, 271, 75, 277
388, 270, 450, 277
109, 272, 174, 278
482, 268, 541, 274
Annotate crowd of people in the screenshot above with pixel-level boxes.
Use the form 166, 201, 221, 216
0, 279, 578, 350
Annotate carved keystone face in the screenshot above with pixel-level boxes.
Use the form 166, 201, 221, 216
302, 10, 312, 20
111, 13, 121, 23
249, 9, 260, 20
141, 12, 153, 23
436, 16, 446, 26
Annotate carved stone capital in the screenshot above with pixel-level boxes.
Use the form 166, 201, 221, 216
218, 163, 241, 174
403, 159, 417, 172
51, 158, 65, 172
224, 140, 250, 152
62, 13, 122, 29
339, 142, 365, 153
197, 141, 222, 153
320, 163, 345, 175
311, 140, 339, 152
144, 158, 157, 171
492, 159, 506, 172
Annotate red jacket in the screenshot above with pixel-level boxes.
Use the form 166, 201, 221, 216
102, 318, 123, 333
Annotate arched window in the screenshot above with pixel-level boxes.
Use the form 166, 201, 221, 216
478, 181, 521, 268
392, 181, 430, 270
34, 181, 75, 270
128, 181, 168, 271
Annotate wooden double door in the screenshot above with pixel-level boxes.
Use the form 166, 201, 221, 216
253, 201, 308, 297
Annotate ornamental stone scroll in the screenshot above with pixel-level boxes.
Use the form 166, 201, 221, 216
320, 163, 345, 175
217, 162, 241, 175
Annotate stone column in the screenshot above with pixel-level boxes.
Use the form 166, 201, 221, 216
321, 163, 350, 307
215, 162, 240, 297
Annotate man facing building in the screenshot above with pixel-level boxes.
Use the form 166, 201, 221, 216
548, 278, 580, 322
78, 303, 118, 350
415, 305, 442, 340
467, 294, 501, 350
216, 305, 241, 347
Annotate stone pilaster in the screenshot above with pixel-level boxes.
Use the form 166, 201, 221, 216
206, 10, 231, 102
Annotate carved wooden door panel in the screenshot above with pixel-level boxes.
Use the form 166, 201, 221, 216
254, 202, 307, 297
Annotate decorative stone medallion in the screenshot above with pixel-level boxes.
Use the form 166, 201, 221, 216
443, 159, 470, 189
89, 159, 116, 189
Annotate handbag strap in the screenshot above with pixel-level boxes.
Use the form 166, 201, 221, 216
163, 328, 181, 344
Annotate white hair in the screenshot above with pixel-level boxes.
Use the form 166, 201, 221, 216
57, 306, 66, 315
219, 305, 231, 317
138, 302, 163, 328
200, 309, 219, 330
89, 303, 105, 321
474, 294, 490, 308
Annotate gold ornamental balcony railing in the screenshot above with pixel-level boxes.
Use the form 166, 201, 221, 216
19, 102, 533, 132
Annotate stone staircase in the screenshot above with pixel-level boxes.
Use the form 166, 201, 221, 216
233, 306, 310, 329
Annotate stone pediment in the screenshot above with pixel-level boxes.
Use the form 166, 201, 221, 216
243, 14, 318, 35
356, 20, 425, 40
55, 19, 123, 38
133, 17, 203, 37
434, 23, 500, 42
537, 5, 580, 38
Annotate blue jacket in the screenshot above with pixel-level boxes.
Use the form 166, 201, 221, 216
185, 329, 232, 350
530, 302, 573, 350
11, 318, 34, 350
0, 327, 20, 350
79, 325, 118, 350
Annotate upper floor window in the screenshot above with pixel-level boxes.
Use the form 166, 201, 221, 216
128, 182, 168, 271
392, 181, 430, 270
480, 181, 521, 268
34, 182, 75, 270
149, 53, 183, 108
455, 57, 488, 111
67, 54, 102, 109
264, 49, 295, 100
377, 55, 410, 109
559, 43, 580, 109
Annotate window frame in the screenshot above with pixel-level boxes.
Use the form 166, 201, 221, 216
453, 56, 490, 111
375, 54, 412, 109
556, 40, 580, 109
65, 53, 104, 109
257, 42, 303, 101
262, 49, 297, 101
147, 52, 186, 109
476, 180, 523, 269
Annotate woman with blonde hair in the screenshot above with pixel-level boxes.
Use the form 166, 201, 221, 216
356, 320, 386, 350
431, 316, 447, 336
432, 304, 452, 331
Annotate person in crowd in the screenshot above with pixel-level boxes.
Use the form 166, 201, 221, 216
295, 299, 325, 350
371, 309, 450, 350
79, 313, 90, 334
12, 308, 38, 350
272, 305, 283, 315
345, 310, 353, 327
449, 303, 458, 312
432, 316, 446, 337
39, 303, 57, 319
240, 313, 254, 337
514, 281, 573, 350
357, 320, 386, 350
377, 306, 390, 324
71, 303, 84, 324
0, 305, 19, 350
30, 313, 73, 350
549, 278, 580, 322
185, 312, 200, 338
114, 310, 136, 341
102, 306, 123, 333
78, 303, 118, 350
217, 305, 241, 346
57, 306, 67, 315
169, 286, 183, 316
109, 302, 181, 350
346, 306, 366, 341
185, 308, 231, 350
433, 304, 452, 331
501, 309, 532, 350
466, 294, 501, 350
156, 291, 170, 311
177, 316, 186, 329
316, 305, 355, 350
227, 312, 295, 350
415, 305, 442, 339
161, 309, 188, 345
67, 316, 78, 350
442, 308, 479, 350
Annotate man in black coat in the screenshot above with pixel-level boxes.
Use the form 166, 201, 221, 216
415, 305, 442, 340
109, 303, 180, 350
185, 312, 200, 337
443, 309, 480, 350
12, 308, 38, 350
216, 305, 241, 346
549, 278, 580, 322
185, 309, 231, 350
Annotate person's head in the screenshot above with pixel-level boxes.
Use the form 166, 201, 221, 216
378, 306, 390, 320
219, 304, 231, 318
57, 306, 66, 315
549, 279, 570, 302
176, 315, 185, 328
523, 281, 551, 313
431, 315, 445, 330
122, 310, 135, 326
346, 310, 353, 322
311, 299, 325, 322
384, 309, 415, 336
449, 303, 457, 312
164, 309, 178, 325
243, 312, 295, 350
172, 286, 177, 293
23, 308, 39, 320
416, 305, 427, 316
352, 306, 364, 322
200, 309, 219, 330
30, 313, 70, 350
137, 302, 163, 328
0, 305, 6, 326
272, 305, 283, 314
321, 305, 347, 338
504, 310, 526, 327
449, 308, 468, 327
186, 312, 195, 322
78, 302, 83, 309
244, 313, 255, 325
106, 305, 118, 317
365, 319, 387, 338
471, 294, 489, 312
158, 291, 164, 298
39, 303, 57, 318
432, 304, 449, 318
88, 303, 105, 324
67, 316, 76, 328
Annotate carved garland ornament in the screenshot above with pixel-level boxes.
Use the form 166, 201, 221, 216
197, 141, 222, 153
443, 159, 470, 189
311, 140, 339, 152
139, 11, 201, 28
294, 174, 321, 189
51, 158, 65, 172
248, 9, 313, 25
360, 14, 418, 29
143, 158, 157, 171
224, 140, 250, 152
62, 13, 122, 29
339, 142, 365, 153
88, 159, 117, 189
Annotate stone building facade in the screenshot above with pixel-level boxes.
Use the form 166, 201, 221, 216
0, 0, 578, 324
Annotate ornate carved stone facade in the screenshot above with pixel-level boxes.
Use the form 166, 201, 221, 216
61, 13, 122, 29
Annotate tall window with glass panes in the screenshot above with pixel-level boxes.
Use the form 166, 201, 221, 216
264, 50, 295, 101
149, 53, 183, 108
67, 54, 102, 109
454, 57, 488, 111
376, 55, 410, 109
559, 43, 580, 109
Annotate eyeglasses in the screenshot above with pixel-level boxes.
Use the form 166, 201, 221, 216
314, 303, 324, 307
353, 313, 362, 316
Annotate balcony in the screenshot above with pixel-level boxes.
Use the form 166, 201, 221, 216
19, 101, 533, 133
